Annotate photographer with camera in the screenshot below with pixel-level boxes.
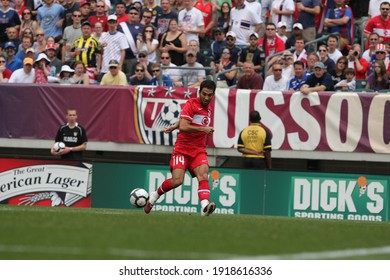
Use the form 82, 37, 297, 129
347, 43, 369, 80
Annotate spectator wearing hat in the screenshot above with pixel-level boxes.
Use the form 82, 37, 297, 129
181, 50, 206, 87
5, 42, 23, 72
346, 43, 369, 80
0, 0, 21, 43
99, 14, 129, 80
300, 61, 334, 94
79, 1, 92, 22
178, 0, 205, 44
285, 23, 304, 49
25, 48, 36, 60
210, 27, 227, 65
37, 0, 65, 39
9, 57, 35, 83
117, 5, 144, 74
159, 18, 188, 66
270, 0, 295, 38
236, 62, 263, 90
34, 53, 51, 84
229, 0, 262, 47
263, 63, 289, 91
223, 31, 241, 65
130, 63, 151, 85
0, 54, 12, 83
258, 22, 285, 69
296, 0, 320, 52
369, 43, 390, 76
129, 50, 153, 80
88, 0, 108, 32
62, 9, 83, 65
58, 65, 75, 84
276, 22, 288, 43
100, 59, 128, 86
71, 20, 102, 84
46, 43, 62, 76
238, 32, 264, 74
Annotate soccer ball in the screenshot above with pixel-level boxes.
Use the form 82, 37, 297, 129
160, 100, 181, 125
129, 188, 149, 208
53, 142, 65, 152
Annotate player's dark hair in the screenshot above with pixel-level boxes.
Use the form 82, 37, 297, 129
249, 110, 261, 123
199, 80, 216, 92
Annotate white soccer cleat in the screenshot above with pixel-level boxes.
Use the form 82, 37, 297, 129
144, 191, 160, 214
201, 201, 216, 216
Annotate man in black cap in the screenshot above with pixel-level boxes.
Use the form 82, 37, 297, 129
210, 27, 227, 65
71, 20, 102, 84
300, 61, 334, 94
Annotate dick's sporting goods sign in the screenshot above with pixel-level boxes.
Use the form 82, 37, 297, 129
289, 176, 388, 221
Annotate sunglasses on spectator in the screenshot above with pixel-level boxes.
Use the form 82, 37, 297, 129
222, 51, 230, 54
266, 28, 275, 31
273, 69, 282, 72
36, 34, 44, 36
97, 5, 105, 7
73, 14, 82, 17
135, 69, 144, 72
319, 49, 327, 52
138, 54, 146, 58
0, 60, 5, 63
23, 12, 31, 15
109, 66, 117, 69
161, 56, 170, 59
381, 8, 390, 11
143, 16, 152, 19
129, 12, 138, 15
145, 30, 153, 33
226, 37, 235, 41
152, 69, 160, 72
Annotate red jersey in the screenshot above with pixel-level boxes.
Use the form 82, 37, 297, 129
88, 15, 108, 32
195, 0, 213, 36
174, 97, 212, 156
257, 36, 285, 57
364, 16, 390, 43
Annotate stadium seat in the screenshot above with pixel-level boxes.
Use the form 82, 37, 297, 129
355, 79, 367, 89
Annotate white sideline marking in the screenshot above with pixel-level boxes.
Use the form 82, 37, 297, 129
0, 244, 389, 259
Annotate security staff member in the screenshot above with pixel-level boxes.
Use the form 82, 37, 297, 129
237, 110, 272, 169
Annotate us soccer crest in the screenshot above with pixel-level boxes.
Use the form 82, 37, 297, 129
134, 86, 197, 145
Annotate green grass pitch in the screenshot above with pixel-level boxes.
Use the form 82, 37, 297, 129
0, 205, 389, 260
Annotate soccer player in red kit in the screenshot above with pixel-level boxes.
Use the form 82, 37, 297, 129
144, 80, 217, 216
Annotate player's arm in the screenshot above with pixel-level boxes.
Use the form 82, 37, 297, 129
179, 118, 214, 135
163, 122, 179, 133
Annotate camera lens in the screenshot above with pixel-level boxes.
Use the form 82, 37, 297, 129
353, 51, 359, 56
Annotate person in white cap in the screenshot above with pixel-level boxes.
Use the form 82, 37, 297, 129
276, 22, 288, 43
270, 0, 295, 37
238, 32, 264, 74
34, 53, 51, 83
98, 14, 129, 81
58, 65, 75, 84
285, 23, 304, 49
229, 0, 262, 47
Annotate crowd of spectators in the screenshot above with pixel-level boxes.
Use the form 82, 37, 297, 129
0, 0, 388, 92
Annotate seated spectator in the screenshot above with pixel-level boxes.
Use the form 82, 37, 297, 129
362, 32, 380, 63
33, 53, 51, 84
318, 45, 335, 74
236, 62, 264, 90
224, 31, 242, 64
160, 51, 182, 86
346, 43, 369, 80
181, 50, 206, 88
366, 60, 389, 91
72, 60, 90, 85
306, 52, 319, 76
9, 57, 35, 83
5, 42, 23, 72
150, 63, 173, 86
100, 59, 128, 86
130, 63, 151, 85
263, 63, 289, 91
0, 54, 12, 83
300, 62, 335, 95
334, 67, 356, 91
292, 38, 307, 65
46, 43, 62, 77
16, 36, 34, 61
330, 56, 348, 85
238, 32, 264, 74
130, 51, 153, 81
137, 24, 159, 63
188, 39, 206, 66
58, 65, 75, 84
33, 28, 47, 54
210, 27, 227, 67
288, 61, 308, 92
215, 47, 237, 88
